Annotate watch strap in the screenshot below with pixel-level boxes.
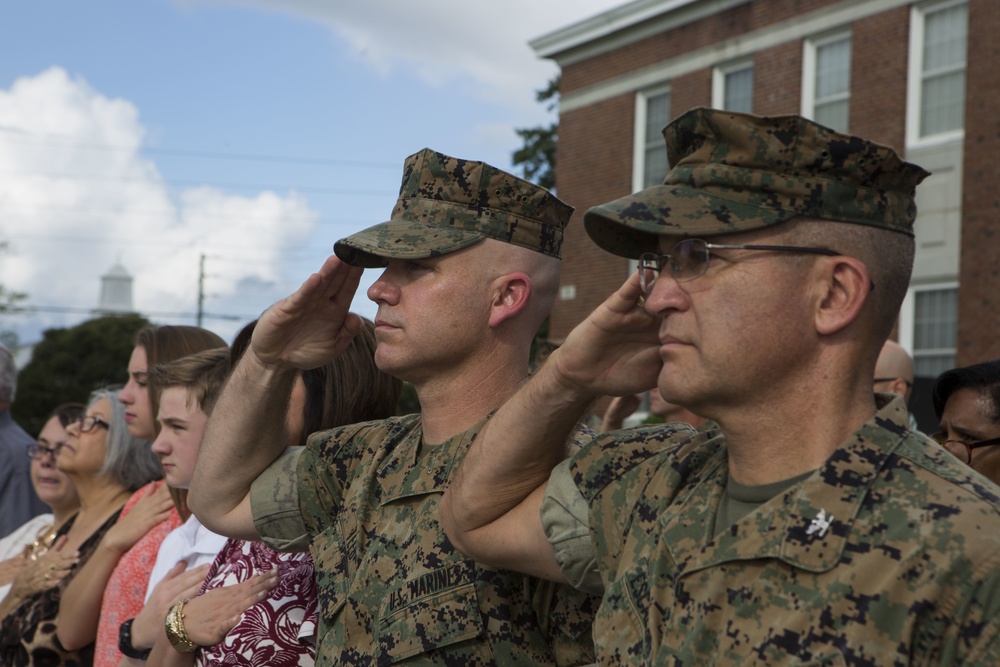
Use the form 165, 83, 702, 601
118, 618, 151, 660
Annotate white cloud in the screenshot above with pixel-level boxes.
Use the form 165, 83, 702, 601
0, 67, 319, 344
194, 0, 622, 119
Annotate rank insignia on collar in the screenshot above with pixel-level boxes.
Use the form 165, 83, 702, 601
806, 509, 834, 538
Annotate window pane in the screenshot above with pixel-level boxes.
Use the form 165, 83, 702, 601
815, 99, 849, 133
644, 146, 668, 188
643, 90, 671, 188
912, 288, 957, 377
645, 92, 671, 145
816, 38, 851, 99
920, 3, 967, 137
724, 67, 753, 113
923, 4, 968, 72
921, 71, 966, 135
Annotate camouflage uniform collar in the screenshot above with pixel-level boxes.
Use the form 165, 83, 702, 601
663, 395, 911, 574
377, 414, 489, 504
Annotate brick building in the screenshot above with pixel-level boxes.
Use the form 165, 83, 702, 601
535, 0, 999, 427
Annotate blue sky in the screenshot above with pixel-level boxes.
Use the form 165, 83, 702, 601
0, 0, 621, 348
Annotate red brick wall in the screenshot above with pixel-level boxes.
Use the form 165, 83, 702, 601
550, 94, 635, 340
850, 7, 909, 148
671, 69, 712, 121
753, 42, 801, 115
958, 0, 1000, 364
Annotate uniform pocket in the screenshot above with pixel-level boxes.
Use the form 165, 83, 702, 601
376, 562, 489, 666
311, 522, 351, 625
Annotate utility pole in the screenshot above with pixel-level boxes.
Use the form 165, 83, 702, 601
197, 254, 205, 327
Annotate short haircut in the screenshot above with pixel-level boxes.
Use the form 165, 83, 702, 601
932, 360, 1000, 423
149, 347, 231, 417
777, 218, 915, 346
89, 387, 163, 491
0, 344, 16, 404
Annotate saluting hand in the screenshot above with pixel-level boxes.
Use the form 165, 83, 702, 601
251, 254, 365, 370
550, 270, 662, 398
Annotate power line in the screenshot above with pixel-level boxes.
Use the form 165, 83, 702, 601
0, 167, 396, 197
4, 305, 255, 322
0, 131, 399, 170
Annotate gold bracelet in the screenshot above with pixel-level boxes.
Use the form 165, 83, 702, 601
164, 599, 198, 653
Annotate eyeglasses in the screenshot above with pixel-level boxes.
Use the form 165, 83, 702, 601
931, 432, 1000, 464
75, 415, 110, 433
26, 443, 62, 461
638, 238, 839, 294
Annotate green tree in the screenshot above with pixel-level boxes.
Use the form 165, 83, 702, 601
15, 314, 151, 436
512, 75, 559, 191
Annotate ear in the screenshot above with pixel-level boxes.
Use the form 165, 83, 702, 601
814, 257, 871, 336
488, 272, 532, 328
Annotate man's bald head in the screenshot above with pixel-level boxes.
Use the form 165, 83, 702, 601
874, 339, 914, 403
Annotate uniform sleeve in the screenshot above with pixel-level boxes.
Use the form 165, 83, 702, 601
541, 459, 603, 596
250, 447, 311, 552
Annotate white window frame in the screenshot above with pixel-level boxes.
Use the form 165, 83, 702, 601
898, 281, 960, 376
712, 59, 754, 113
801, 29, 851, 131
906, 0, 968, 148
632, 84, 672, 193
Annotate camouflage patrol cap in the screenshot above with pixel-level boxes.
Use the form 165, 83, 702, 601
585, 107, 931, 258
334, 148, 573, 267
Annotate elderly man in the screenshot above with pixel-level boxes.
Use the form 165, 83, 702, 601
189, 149, 598, 665
441, 108, 1000, 665
0, 345, 48, 538
874, 338, 921, 432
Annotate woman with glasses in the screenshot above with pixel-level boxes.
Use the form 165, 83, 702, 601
0, 403, 84, 601
932, 359, 1000, 486
0, 388, 162, 665
56, 325, 226, 667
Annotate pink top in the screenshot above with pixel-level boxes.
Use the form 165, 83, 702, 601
195, 538, 317, 667
93, 480, 182, 667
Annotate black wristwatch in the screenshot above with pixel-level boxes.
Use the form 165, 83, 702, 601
118, 618, 151, 661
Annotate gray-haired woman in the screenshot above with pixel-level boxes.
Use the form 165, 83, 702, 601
0, 387, 161, 666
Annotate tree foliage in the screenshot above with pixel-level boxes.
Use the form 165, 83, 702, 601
512, 75, 560, 191
14, 314, 151, 437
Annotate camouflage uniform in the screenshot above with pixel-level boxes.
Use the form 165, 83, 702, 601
252, 415, 599, 665
535, 108, 1000, 664
542, 395, 1000, 665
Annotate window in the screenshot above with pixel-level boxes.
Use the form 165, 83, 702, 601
633, 87, 671, 191
907, 285, 958, 378
713, 61, 753, 114
909, 0, 967, 143
803, 32, 851, 132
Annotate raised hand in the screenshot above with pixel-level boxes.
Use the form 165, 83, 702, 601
550, 271, 662, 398
251, 255, 365, 370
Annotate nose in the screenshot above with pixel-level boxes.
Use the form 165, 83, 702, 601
643, 270, 689, 315
367, 267, 399, 305
151, 435, 169, 456
118, 384, 132, 405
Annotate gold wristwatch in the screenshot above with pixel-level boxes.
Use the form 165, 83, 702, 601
164, 599, 198, 653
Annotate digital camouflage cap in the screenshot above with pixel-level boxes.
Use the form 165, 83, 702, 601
585, 107, 931, 258
334, 148, 574, 267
